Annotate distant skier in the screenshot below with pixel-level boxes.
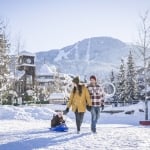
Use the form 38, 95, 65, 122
64, 76, 92, 134
87, 75, 105, 133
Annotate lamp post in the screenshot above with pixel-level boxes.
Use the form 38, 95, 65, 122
144, 62, 148, 120
18, 79, 23, 105
0, 90, 2, 104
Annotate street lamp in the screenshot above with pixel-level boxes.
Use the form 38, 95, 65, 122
144, 65, 148, 120
0, 90, 2, 104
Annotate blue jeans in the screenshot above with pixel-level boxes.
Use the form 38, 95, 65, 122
91, 106, 100, 132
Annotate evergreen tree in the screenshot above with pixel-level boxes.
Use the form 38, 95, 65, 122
126, 51, 138, 103
116, 59, 127, 105
0, 20, 10, 90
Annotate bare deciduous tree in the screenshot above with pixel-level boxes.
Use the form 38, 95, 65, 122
136, 10, 150, 120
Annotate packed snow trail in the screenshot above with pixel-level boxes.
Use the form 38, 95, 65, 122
0, 120, 150, 150
0, 103, 150, 150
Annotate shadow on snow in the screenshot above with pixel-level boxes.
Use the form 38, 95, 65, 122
0, 128, 91, 150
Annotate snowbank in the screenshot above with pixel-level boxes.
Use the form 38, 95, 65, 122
0, 102, 149, 125
0, 105, 55, 121
98, 101, 150, 125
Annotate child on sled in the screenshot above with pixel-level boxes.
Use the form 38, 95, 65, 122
51, 111, 65, 127
50, 111, 68, 132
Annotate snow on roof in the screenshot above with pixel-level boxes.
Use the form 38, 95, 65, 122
36, 78, 54, 83
48, 92, 65, 99
26, 90, 34, 96
37, 64, 55, 76
19, 51, 35, 57
17, 64, 36, 67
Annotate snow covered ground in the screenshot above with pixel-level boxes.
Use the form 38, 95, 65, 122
0, 102, 150, 150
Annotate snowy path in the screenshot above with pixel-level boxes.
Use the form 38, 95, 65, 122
0, 103, 150, 150
0, 120, 150, 150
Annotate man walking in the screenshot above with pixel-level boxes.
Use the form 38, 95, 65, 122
87, 75, 105, 133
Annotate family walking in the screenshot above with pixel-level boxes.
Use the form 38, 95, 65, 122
64, 75, 105, 134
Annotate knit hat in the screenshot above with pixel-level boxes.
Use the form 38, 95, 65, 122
90, 75, 96, 81
57, 111, 63, 117
72, 76, 79, 84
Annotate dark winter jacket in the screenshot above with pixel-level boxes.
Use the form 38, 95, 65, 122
51, 115, 65, 128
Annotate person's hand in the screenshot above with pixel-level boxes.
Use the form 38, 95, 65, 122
63, 107, 69, 115
101, 104, 104, 110
86, 105, 91, 112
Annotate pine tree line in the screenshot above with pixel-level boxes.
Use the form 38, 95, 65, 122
111, 51, 139, 105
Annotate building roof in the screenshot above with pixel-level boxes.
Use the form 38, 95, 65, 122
19, 51, 35, 57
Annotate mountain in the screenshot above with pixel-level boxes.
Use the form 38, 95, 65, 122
35, 37, 131, 78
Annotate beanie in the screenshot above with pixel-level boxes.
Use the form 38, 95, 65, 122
72, 76, 79, 84
90, 75, 96, 81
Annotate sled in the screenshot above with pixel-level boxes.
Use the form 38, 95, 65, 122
49, 123, 69, 132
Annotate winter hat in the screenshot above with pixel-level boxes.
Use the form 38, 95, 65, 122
90, 75, 96, 81
57, 111, 63, 117
72, 76, 80, 84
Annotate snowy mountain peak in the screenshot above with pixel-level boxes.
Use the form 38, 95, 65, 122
36, 36, 131, 77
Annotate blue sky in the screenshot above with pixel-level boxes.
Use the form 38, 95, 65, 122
0, 0, 150, 53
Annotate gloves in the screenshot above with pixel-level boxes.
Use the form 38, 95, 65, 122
86, 105, 91, 112
63, 107, 69, 115
101, 104, 104, 110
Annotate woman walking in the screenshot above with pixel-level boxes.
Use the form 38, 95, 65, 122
64, 76, 92, 134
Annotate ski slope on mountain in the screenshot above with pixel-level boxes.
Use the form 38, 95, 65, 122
36, 37, 131, 77
0, 102, 150, 150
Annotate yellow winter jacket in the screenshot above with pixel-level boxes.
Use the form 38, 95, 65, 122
67, 85, 92, 112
